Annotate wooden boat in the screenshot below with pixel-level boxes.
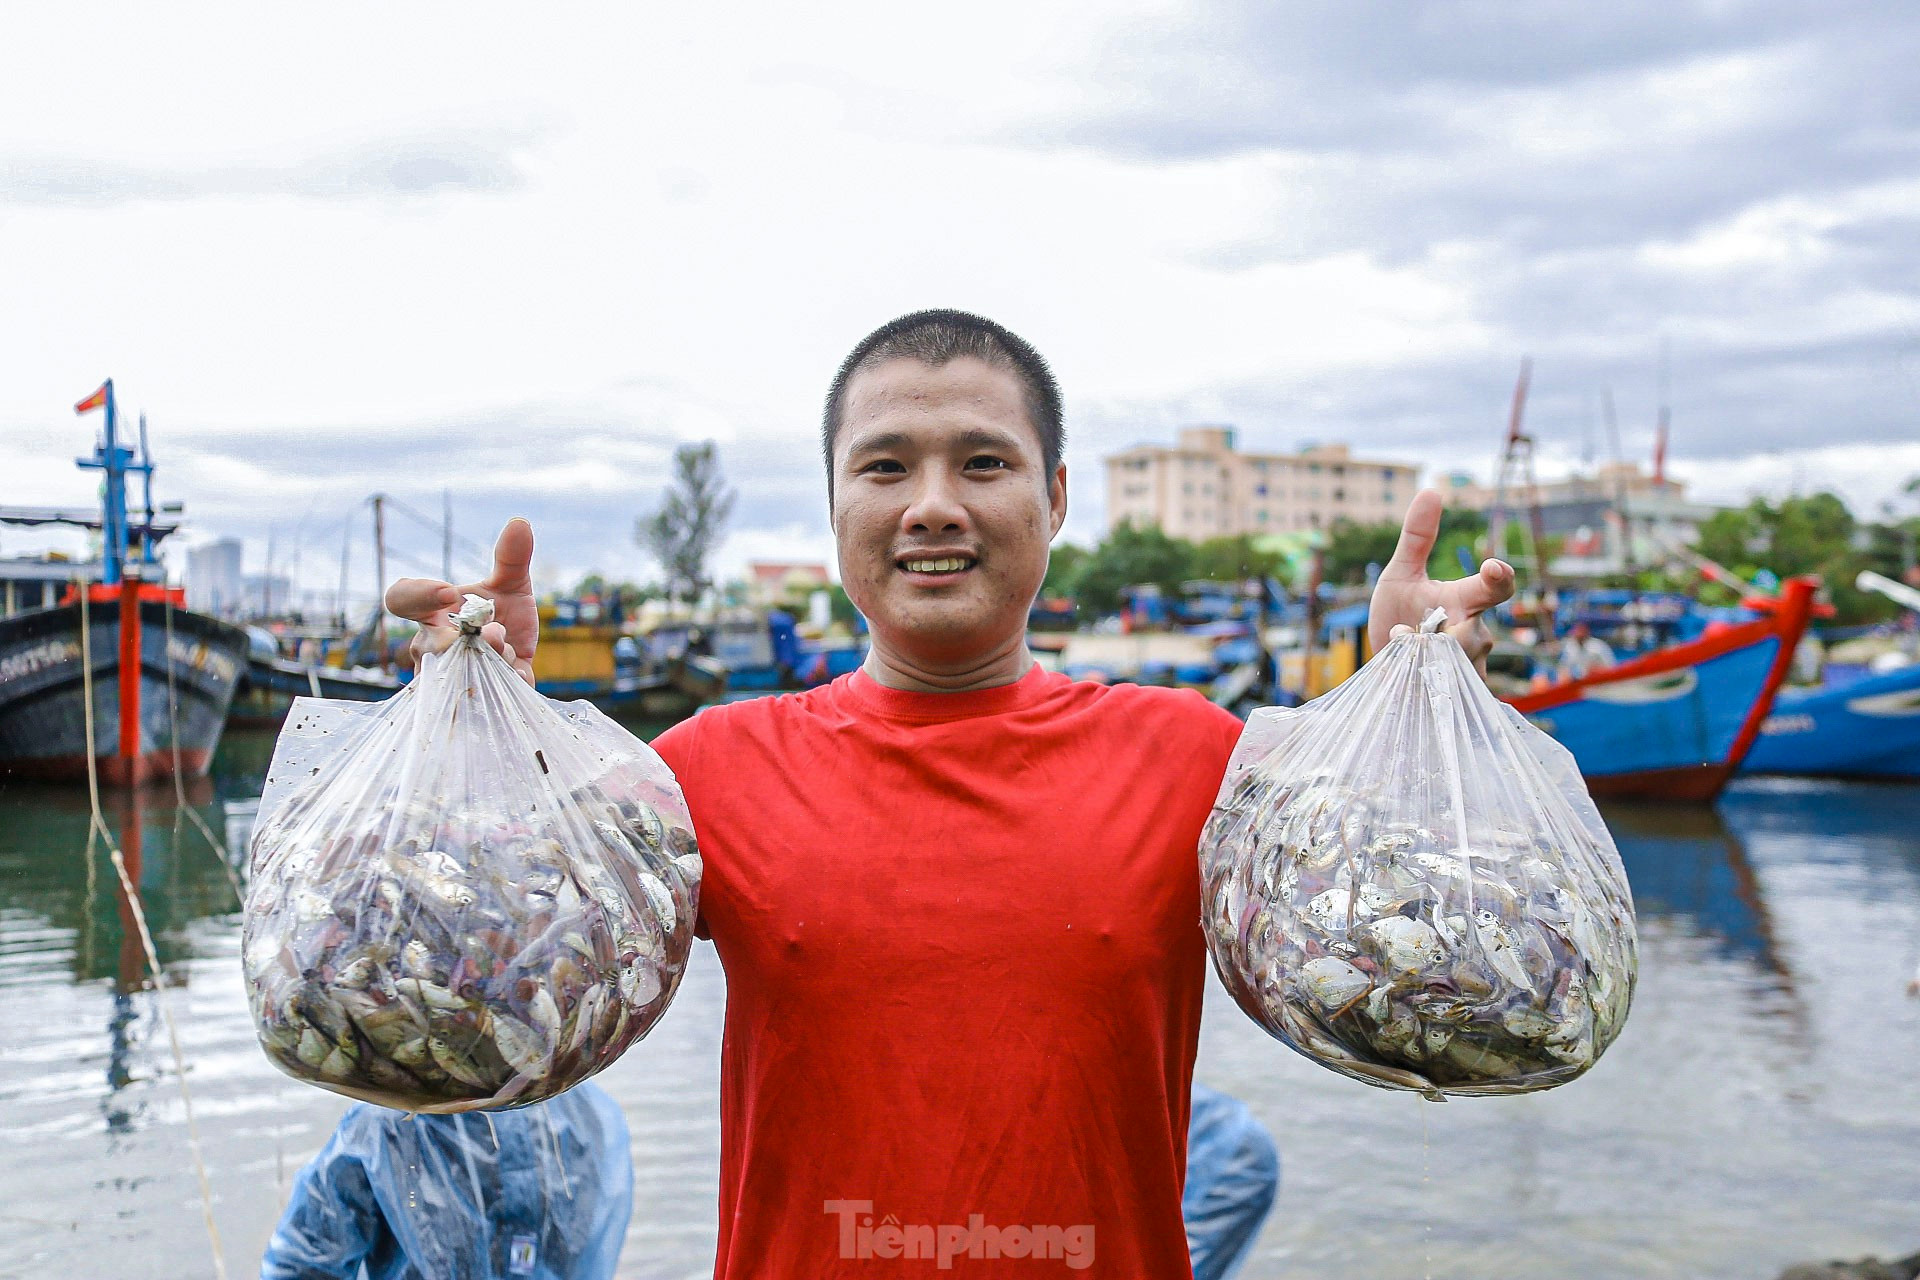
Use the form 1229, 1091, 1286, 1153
0, 585, 248, 785
1740, 660, 1920, 779
1, 382, 248, 785
228, 652, 403, 727
1500, 576, 1816, 802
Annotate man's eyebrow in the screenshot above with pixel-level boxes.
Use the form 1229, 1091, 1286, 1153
844, 426, 1026, 456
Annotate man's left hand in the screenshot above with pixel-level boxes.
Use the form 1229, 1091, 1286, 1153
1367, 489, 1515, 669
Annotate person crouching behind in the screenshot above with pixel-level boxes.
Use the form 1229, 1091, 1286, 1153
260, 1081, 631, 1280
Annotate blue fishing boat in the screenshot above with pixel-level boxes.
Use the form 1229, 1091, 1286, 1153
1501, 577, 1816, 802
1740, 661, 1920, 779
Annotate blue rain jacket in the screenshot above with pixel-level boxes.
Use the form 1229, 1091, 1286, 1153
260, 1081, 631, 1280
1185, 1083, 1281, 1280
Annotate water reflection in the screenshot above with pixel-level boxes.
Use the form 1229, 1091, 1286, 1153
0, 780, 243, 986
0, 753, 256, 1156
1604, 801, 1794, 983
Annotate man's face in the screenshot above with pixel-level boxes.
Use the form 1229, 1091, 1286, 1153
830, 355, 1067, 667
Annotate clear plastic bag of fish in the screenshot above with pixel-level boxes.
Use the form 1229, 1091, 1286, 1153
1201, 608, 1636, 1099
240, 595, 701, 1112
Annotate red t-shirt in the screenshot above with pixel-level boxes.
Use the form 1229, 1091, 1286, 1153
651, 663, 1246, 1278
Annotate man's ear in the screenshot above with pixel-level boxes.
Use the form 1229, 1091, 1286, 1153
1048, 464, 1068, 538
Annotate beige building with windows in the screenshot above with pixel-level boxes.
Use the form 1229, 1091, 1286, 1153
1104, 426, 1421, 539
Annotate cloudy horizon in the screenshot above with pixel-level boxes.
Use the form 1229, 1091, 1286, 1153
4, 3, 1917, 607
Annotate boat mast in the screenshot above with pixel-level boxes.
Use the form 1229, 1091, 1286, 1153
372, 494, 388, 666
1487, 359, 1555, 612
1601, 389, 1637, 581
135, 413, 160, 570
75, 380, 133, 585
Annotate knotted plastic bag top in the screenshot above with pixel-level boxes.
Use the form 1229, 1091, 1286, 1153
1200, 609, 1636, 1099
241, 595, 701, 1112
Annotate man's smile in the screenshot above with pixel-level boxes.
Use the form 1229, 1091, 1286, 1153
896, 551, 979, 579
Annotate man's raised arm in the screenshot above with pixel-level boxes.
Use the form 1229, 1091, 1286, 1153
384, 517, 541, 686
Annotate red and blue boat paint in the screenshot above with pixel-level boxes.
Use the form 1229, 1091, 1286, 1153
1501, 577, 1817, 802
1741, 659, 1920, 779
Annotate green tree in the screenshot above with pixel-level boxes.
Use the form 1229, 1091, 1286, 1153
1041, 541, 1089, 598
825, 583, 862, 628
636, 441, 736, 610
1071, 521, 1194, 614
1693, 492, 1901, 624
1189, 534, 1288, 584
1428, 508, 1489, 582
1322, 520, 1401, 585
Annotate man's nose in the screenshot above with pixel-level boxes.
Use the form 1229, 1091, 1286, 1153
902, 468, 967, 533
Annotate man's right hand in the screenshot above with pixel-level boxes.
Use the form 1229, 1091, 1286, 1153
383, 518, 539, 686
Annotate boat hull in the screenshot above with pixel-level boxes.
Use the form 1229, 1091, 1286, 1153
1740, 661, 1920, 779
0, 600, 248, 785
229, 656, 402, 727
1503, 579, 1815, 802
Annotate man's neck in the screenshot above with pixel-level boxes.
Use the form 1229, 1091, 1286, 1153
860, 634, 1036, 693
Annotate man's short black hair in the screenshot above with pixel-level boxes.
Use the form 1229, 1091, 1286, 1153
821, 309, 1064, 499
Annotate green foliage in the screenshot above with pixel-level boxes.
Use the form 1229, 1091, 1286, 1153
1693, 492, 1907, 625
1189, 534, 1289, 584
1323, 521, 1401, 585
1042, 542, 1089, 598
826, 583, 862, 627
1070, 521, 1195, 614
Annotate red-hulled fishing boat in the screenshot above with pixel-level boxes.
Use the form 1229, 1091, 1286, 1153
1500, 576, 1817, 802
0, 380, 248, 786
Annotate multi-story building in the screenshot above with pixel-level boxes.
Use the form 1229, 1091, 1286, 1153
1104, 427, 1421, 540
1439, 464, 1722, 579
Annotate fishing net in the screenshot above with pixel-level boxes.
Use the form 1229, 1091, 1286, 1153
241, 595, 700, 1112
1201, 608, 1637, 1098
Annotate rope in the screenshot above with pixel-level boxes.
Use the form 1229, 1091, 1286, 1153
161, 596, 244, 906
79, 586, 230, 1279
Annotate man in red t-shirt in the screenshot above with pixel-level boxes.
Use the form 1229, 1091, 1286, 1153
389, 310, 1512, 1277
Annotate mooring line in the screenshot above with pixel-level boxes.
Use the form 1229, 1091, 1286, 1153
79, 588, 230, 1279
162, 595, 245, 906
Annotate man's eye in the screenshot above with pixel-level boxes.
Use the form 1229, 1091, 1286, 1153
861, 459, 905, 474
965, 456, 1007, 471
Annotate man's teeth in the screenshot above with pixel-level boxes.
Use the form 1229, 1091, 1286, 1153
903, 558, 971, 573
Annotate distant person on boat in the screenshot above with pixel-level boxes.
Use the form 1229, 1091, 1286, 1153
1557, 620, 1616, 682
386, 309, 1512, 1278
258, 1081, 631, 1280
1185, 1083, 1280, 1280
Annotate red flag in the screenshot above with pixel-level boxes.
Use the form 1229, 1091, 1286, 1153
74, 383, 108, 415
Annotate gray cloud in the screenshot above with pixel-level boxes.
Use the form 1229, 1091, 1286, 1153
155, 399, 834, 592
0, 128, 532, 207
1010, 1, 1920, 481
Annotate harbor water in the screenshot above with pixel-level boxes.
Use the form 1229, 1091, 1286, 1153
2, 727, 1917, 1279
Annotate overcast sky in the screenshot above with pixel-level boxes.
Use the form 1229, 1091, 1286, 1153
4, 3, 1917, 604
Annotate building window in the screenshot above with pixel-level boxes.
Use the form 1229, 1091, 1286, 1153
1257, 510, 1269, 523
1254, 483, 1267, 496
1333, 488, 1344, 502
